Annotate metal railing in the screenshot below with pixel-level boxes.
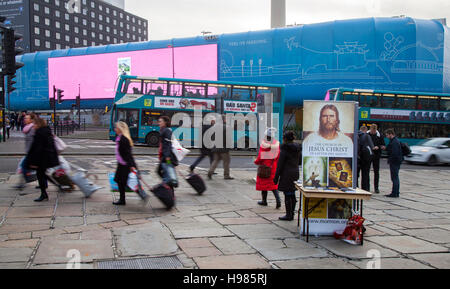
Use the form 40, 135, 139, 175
50, 119, 86, 137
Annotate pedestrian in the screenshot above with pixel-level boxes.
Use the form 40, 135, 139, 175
5, 115, 11, 139
112, 121, 137, 205
157, 116, 179, 188
14, 113, 37, 190
384, 129, 403, 198
208, 115, 234, 180
9, 113, 16, 132
18, 111, 26, 131
254, 128, 281, 209
368, 124, 386, 194
190, 120, 215, 172
26, 116, 59, 202
357, 126, 374, 191
273, 131, 302, 221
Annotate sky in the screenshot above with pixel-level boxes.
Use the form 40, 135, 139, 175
125, 0, 450, 41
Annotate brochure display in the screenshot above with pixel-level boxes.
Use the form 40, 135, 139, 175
299, 101, 368, 236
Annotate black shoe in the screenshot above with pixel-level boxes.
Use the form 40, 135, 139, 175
113, 200, 126, 205
258, 201, 268, 206
385, 194, 399, 198
375, 189, 380, 194
35, 186, 41, 189
224, 176, 234, 180
34, 195, 49, 202
276, 201, 281, 209
207, 173, 212, 180
279, 215, 293, 221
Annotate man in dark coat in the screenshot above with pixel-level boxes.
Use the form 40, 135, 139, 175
385, 129, 403, 198
274, 131, 302, 221
208, 116, 233, 180
357, 126, 374, 192
27, 117, 59, 202
190, 120, 214, 172
368, 124, 386, 194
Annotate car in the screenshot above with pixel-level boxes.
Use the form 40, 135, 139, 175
405, 138, 450, 166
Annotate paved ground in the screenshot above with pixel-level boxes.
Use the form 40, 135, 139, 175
0, 154, 449, 269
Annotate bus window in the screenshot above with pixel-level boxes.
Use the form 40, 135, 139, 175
122, 79, 143, 94
117, 109, 139, 128
382, 94, 395, 108
232, 86, 255, 101
168, 82, 183, 97
184, 84, 206, 98
144, 81, 168, 96
418, 96, 439, 110
440, 96, 450, 111
360, 93, 378, 107
141, 110, 161, 127
398, 95, 417, 109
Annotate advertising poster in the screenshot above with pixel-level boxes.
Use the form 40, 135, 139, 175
224, 100, 258, 113
301, 101, 358, 235
118, 57, 131, 76
155, 97, 216, 111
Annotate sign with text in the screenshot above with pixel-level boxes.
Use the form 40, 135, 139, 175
154, 97, 215, 111
301, 101, 359, 236
224, 100, 258, 113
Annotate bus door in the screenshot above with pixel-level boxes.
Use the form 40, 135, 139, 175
117, 108, 140, 140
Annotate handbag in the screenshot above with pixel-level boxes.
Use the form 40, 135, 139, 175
53, 135, 67, 153
257, 165, 272, 179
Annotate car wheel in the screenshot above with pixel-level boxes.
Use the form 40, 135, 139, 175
146, 132, 160, 147
427, 155, 438, 166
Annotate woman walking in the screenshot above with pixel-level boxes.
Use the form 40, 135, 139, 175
113, 121, 137, 206
254, 128, 281, 209
26, 117, 59, 202
273, 131, 302, 221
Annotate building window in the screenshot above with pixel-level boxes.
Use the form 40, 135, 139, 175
56, 43, 61, 50
75, 37, 79, 44
55, 0, 60, 6
55, 10, 60, 17
45, 7, 50, 14
34, 27, 40, 35
45, 30, 51, 37
45, 41, 51, 49
65, 35, 70, 42
65, 13, 70, 21
45, 18, 51, 26
91, 22, 96, 29
34, 15, 40, 23
83, 39, 88, 46
74, 27, 79, 33
34, 3, 39, 11
55, 21, 60, 29
65, 24, 70, 31
35, 39, 41, 46
56, 32, 61, 39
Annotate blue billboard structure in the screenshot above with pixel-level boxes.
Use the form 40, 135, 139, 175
10, 17, 450, 111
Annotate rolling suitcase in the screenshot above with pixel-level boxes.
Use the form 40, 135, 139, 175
150, 183, 175, 210
46, 167, 74, 192
186, 173, 206, 195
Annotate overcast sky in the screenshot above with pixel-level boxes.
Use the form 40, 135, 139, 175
125, 0, 450, 40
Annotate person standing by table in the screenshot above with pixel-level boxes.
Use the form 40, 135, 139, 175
274, 131, 302, 221
384, 129, 403, 198
26, 117, 59, 202
254, 128, 281, 209
357, 126, 374, 192
368, 124, 386, 194
113, 121, 137, 206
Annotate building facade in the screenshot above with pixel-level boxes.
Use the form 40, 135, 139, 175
0, 0, 148, 53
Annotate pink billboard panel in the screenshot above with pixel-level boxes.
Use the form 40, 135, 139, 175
48, 44, 218, 100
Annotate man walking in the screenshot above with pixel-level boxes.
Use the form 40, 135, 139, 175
357, 126, 374, 191
190, 120, 214, 172
368, 124, 386, 194
385, 129, 403, 198
208, 116, 234, 180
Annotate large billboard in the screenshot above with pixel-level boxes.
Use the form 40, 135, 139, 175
48, 44, 218, 100
0, 0, 30, 52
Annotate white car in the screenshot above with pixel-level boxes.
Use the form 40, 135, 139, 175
405, 138, 450, 166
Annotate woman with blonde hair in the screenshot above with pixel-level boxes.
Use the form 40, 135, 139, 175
113, 121, 136, 205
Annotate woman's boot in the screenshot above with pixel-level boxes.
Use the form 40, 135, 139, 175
34, 191, 48, 202
290, 195, 298, 220
279, 195, 292, 221
258, 191, 268, 206
273, 190, 281, 209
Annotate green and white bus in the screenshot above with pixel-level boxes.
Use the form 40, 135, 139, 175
110, 75, 285, 148
326, 88, 450, 146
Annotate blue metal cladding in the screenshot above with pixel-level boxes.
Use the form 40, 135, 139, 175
10, 17, 450, 111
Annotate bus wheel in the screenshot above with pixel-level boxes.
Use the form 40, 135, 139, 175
427, 155, 438, 166
146, 132, 160, 147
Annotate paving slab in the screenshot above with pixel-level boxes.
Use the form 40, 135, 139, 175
86, 214, 119, 225
33, 239, 114, 264
398, 228, 450, 244
367, 236, 448, 254
7, 206, 54, 218
385, 209, 440, 220
349, 257, 433, 269
53, 217, 85, 228
215, 217, 271, 225
0, 224, 50, 235
0, 239, 39, 248
274, 258, 358, 269
177, 238, 212, 250
226, 224, 295, 240
313, 239, 400, 260
0, 262, 27, 269
209, 237, 257, 255
246, 238, 328, 261
55, 204, 83, 217
194, 254, 272, 269
0, 247, 33, 262
409, 253, 450, 269
113, 222, 178, 257
81, 230, 112, 240
166, 221, 233, 239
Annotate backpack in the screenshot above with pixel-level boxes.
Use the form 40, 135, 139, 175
400, 142, 411, 156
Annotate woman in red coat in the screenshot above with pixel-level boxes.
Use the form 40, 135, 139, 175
254, 128, 281, 208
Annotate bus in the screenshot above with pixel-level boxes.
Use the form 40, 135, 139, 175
326, 88, 450, 146
110, 75, 285, 148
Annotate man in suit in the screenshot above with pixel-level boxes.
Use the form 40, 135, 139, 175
368, 124, 386, 194
385, 129, 403, 198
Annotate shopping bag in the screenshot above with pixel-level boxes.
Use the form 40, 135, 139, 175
171, 136, 190, 162
108, 173, 136, 193
54, 135, 67, 153
127, 169, 139, 192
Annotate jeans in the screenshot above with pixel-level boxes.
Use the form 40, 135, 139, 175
389, 162, 401, 196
